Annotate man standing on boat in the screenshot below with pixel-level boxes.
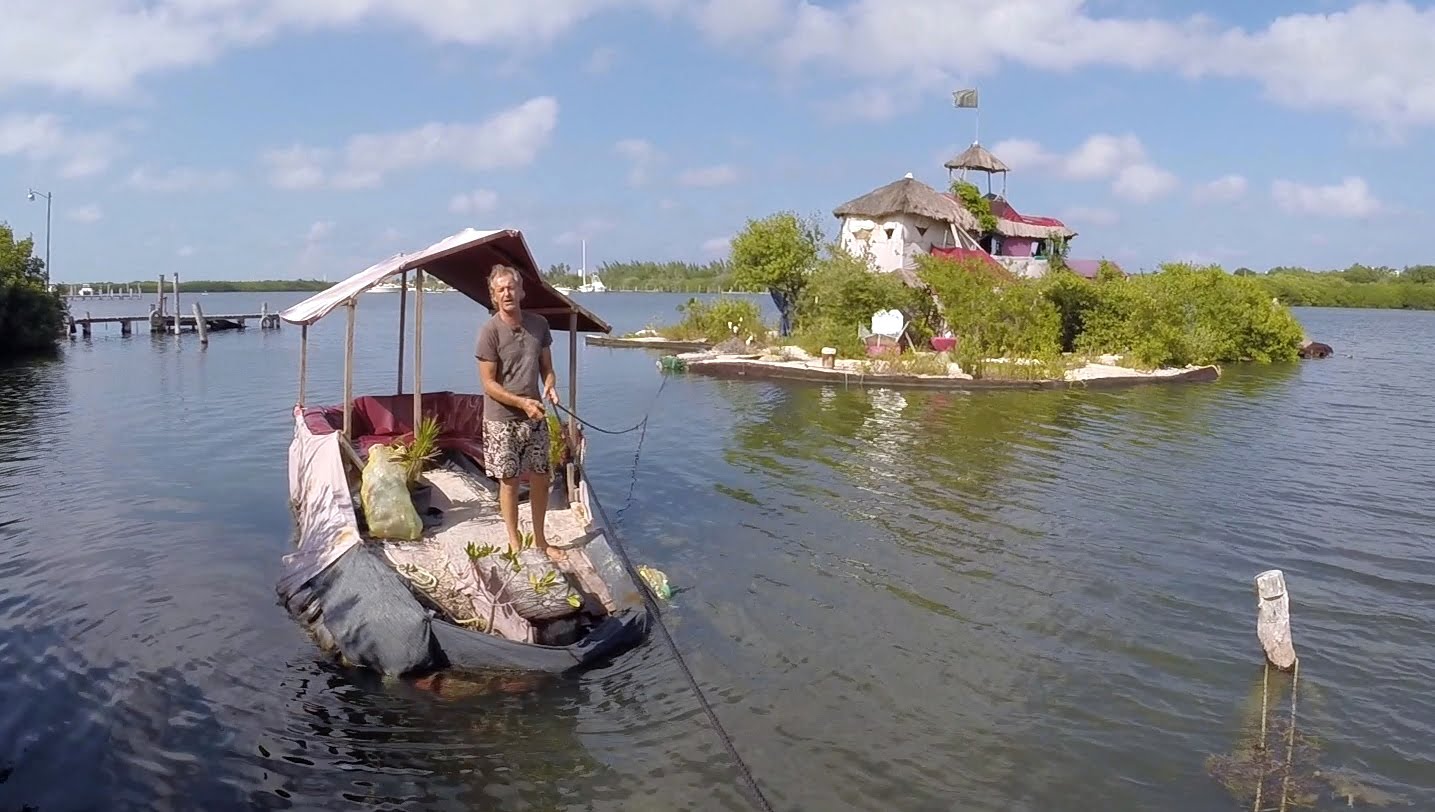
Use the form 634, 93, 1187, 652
476, 264, 562, 560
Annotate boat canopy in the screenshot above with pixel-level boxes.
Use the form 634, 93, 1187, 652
279, 228, 610, 333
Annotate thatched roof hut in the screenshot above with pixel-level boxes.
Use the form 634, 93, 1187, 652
832, 175, 981, 233
944, 143, 1010, 174
985, 197, 1078, 240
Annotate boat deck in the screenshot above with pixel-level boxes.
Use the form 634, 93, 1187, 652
374, 465, 616, 644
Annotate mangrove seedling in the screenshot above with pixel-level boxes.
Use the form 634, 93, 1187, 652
395, 415, 442, 486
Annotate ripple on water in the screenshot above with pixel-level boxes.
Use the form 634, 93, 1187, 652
3, 301, 1435, 810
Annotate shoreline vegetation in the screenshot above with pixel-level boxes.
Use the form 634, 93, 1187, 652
1, 223, 67, 362
626, 211, 1316, 385
44, 264, 1435, 306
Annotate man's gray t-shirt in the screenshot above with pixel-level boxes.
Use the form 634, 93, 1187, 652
475, 311, 552, 422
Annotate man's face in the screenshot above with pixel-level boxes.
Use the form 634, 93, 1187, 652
492, 275, 521, 313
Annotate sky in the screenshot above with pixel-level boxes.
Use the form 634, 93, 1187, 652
1, 0, 1433, 283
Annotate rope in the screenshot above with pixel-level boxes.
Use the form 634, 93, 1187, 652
1278, 658, 1300, 812
1254, 662, 1269, 812
554, 374, 774, 808
1251, 657, 1301, 812
552, 374, 669, 524
576, 456, 776, 812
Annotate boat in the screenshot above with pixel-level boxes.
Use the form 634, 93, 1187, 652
275, 227, 654, 678
574, 238, 606, 293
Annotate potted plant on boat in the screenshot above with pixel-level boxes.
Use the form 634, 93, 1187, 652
395, 415, 442, 514
546, 411, 580, 506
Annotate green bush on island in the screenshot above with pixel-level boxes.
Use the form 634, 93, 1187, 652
729, 211, 824, 335
658, 296, 770, 344
916, 256, 1306, 371
1087, 264, 1306, 367
789, 244, 934, 358
1, 223, 67, 361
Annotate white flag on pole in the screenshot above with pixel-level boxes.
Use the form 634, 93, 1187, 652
952, 88, 978, 108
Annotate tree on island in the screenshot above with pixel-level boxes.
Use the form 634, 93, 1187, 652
729, 211, 822, 335
1, 222, 66, 361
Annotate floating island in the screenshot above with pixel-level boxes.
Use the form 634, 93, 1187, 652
657, 343, 1222, 391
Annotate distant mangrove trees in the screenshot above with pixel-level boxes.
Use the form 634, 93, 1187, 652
1253, 264, 1435, 310
543, 259, 759, 293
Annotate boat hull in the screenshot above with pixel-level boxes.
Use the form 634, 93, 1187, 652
277, 407, 653, 678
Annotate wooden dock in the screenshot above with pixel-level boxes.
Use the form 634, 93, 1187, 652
65, 272, 280, 344
67, 306, 281, 338
59, 284, 144, 300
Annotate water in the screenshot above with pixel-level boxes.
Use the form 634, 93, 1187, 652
2, 292, 1432, 811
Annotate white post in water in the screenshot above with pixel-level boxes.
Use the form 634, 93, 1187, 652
172, 272, 182, 334
192, 303, 208, 346
1255, 569, 1297, 670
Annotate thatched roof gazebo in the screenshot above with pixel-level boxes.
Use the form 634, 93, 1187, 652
832, 174, 982, 234
945, 142, 1009, 196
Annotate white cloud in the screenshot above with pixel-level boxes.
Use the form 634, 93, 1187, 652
3, 2, 1434, 135
261, 97, 558, 190
727, 1, 1435, 131
67, 205, 103, 223
128, 165, 236, 192
989, 133, 1176, 201
1112, 164, 1179, 202
1062, 206, 1120, 227
987, 138, 1054, 172
677, 164, 740, 187
0, 0, 647, 99
307, 220, 335, 242
1271, 177, 1382, 218
585, 45, 620, 74
614, 138, 663, 186
177, 245, 196, 257
691, 0, 790, 43
261, 145, 327, 190
448, 188, 499, 215
0, 113, 116, 177
554, 217, 615, 246
297, 219, 336, 271
1063, 134, 1147, 181
700, 235, 732, 255
1193, 174, 1249, 203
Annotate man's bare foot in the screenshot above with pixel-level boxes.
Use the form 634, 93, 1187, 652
543, 545, 567, 564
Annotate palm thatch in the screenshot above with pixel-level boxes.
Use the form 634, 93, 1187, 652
944, 143, 1010, 174
993, 219, 1077, 240
833, 176, 981, 232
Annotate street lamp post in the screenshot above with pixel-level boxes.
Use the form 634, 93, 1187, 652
26, 188, 52, 285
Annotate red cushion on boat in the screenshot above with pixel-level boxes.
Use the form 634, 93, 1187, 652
346, 392, 489, 465
302, 405, 343, 435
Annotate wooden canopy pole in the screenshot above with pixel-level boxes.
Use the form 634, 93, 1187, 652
343, 299, 356, 438
567, 310, 579, 501
413, 268, 424, 429
298, 324, 309, 406
396, 271, 408, 394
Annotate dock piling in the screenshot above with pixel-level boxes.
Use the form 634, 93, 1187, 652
193, 303, 209, 345
172, 273, 182, 334
1255, 569, 1297, 670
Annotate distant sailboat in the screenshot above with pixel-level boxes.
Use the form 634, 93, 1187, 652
576, 239, 606, 293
